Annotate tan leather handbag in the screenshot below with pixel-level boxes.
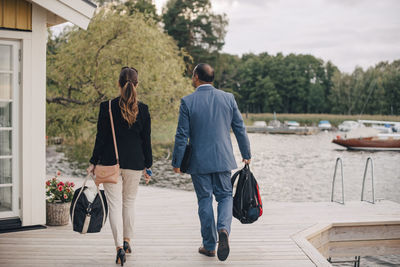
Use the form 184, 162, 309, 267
94, 100, 120, 184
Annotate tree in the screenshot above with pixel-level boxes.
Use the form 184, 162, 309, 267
322, 61, 339, 112
112, 0, 159, 21
383, 60, 400, 115
215, 52, 346, 114
46, 9, 191, 138
162, 0, 228, 71
94, 0, 114, 6
214, 53, 241, 95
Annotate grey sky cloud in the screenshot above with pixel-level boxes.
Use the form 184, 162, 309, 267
203, 0, 400, 73
53, 0, 399, 74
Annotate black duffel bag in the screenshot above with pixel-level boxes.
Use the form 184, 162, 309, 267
70, 175, 108, 234
231, 164, 263, 224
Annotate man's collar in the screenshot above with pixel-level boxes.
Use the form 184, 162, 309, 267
196, 84, 214, 91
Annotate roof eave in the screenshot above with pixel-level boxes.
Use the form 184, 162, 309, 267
31, 0, 96, 30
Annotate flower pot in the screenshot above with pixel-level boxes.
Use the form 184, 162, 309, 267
46, 201, 71, 226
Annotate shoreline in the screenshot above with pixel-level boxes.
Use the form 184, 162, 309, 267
46, 145, 194, 191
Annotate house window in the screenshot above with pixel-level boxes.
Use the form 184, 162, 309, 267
0, 40, 19, 218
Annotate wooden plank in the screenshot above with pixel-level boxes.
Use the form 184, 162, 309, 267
329, 224, 400, 241
0, 260, 315, 267
292, 224, 333, 267
0, 0, 2, 27
293, 221, 400, 265
0, 0, 31, 30
307, 226, 331, 249
16, 0, 31, 30
329, 239, 400, 257
1, 0, 17, 29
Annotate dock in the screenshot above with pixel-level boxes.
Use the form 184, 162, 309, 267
246, 126, 320, 135
0, 185, 399, 266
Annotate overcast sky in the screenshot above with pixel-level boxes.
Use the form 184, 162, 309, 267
53, 0, 400, 73
155, 0, 400, 73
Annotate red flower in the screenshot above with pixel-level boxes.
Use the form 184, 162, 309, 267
57, 181, 64, 187
57, 171, 61, 176
46, 181, 51, 186
58, 186, 63, 192
63, 194, 68, 199
66, 188, 70, 193
70, 182, 75, 187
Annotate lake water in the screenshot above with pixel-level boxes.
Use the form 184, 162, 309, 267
233, 132, 400, 204
47, 132, 400, 204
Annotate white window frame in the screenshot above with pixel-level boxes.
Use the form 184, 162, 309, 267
0, 39, 20, 218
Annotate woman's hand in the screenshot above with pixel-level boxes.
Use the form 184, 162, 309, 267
143, 169, 151, 184
87, 164, 95, 175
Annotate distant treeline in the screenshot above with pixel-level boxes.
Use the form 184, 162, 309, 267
213, 53, 400, 116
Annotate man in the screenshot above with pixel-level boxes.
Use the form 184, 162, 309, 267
172, 63, 251, 261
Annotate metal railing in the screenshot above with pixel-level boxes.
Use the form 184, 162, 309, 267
331, 157, 345, 204
361, 157, 375, 204
328, 256, 360, 267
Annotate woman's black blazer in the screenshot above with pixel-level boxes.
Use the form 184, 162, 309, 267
90, 97, 152, 170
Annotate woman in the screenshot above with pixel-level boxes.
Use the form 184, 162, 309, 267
87, 67, 152, 266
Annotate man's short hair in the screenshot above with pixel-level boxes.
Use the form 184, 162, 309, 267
194, 63, 214, 82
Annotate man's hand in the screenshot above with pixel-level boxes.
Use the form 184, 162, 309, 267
173, 167, 181, 174
243, 159, 251, 165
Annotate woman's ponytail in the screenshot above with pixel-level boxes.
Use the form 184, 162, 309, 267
119, 67, 139, 127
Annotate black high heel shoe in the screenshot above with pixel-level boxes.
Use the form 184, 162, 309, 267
116, 248, 126, 266
123, 241, 132, 254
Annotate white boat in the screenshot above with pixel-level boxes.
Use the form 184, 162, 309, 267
253, 121, 267, 127
286, 121, 300, 129
358, 120, 400, 134
318, 120, 332, 130
394, 124, 400, 133
338, 120, 361, 132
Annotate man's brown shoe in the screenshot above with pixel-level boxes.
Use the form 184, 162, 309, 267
217, 230, 230, 261
198, 247, 216, 257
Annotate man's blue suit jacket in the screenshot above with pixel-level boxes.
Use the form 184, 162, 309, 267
172, 84, 251, 175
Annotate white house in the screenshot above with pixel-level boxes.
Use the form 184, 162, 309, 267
0, 0, 96, 230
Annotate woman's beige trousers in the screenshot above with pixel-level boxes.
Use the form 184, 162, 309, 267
103, 169, 142, 247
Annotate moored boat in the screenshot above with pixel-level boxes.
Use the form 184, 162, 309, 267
332, 136, 400, 151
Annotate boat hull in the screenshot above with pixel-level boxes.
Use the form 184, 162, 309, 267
332, 137, 400, 151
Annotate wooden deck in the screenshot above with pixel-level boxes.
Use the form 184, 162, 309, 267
0, 185, 399, 266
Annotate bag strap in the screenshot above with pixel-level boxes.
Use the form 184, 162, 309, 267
231, 164, 249, 187
109, 100, 119, 164
231, 169, 241, 187
71, 174, 107, 228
